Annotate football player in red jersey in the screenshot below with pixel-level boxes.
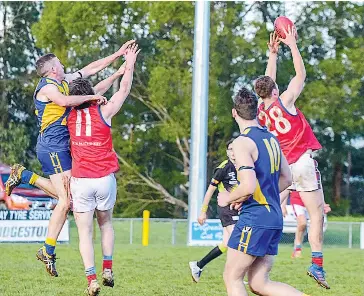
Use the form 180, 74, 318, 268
67, 43, 140, 295
255, 27, 330, 289
281, 191, 331, 259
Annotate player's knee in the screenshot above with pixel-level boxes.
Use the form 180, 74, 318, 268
248, 281, 265, 295
57, 198, 71, 212
98, 215, 112, 228
297, 218, 307, 230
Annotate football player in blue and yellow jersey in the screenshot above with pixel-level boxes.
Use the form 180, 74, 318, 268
218, 88, 310, 296
5, 40, 135, 278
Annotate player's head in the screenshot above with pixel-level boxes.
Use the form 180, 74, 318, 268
254, 75, 279, 100
36, 53, 65, 79
70, 78, 95, 109
226, 138, 235, 163
232, 87, 258, 122
70, 78, 95, 96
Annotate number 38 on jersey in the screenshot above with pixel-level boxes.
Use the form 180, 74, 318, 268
258, 106, 291, 136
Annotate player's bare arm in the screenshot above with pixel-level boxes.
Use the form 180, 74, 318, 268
64, 40, 135, 83
279, 26, 306, 109
218, 137, 257, 206
198, 185, 217, 225
37, 84, 107, 107
93, 62, 126, 95
280, 195, 288, 217
101, 43, 140, 121
278, 153, 292, 192
265, 32, 280, 81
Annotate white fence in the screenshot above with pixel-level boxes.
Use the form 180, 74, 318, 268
74, 218, 364, 249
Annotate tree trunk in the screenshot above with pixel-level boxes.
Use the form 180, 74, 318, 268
332, 161, 342, 206
345, 150, 352, 216
0, 3, 9, 126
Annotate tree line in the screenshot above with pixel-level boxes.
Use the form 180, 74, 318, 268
0, 1, 363, 217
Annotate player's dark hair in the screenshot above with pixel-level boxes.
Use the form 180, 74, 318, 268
254, 75, 277, 99
36, 53, 56, 77
70, 78, 95, 110
233, 87, 258, 120
226, 138, 234, 149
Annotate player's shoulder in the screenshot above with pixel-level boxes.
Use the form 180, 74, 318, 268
216, 159, 229, 169
274, 97, 299, 115
38, 81, 60, 94
233, 134, 256, 152
257, 101, 265, 111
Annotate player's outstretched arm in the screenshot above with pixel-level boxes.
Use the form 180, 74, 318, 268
64, 40, 135, 82
198, 185, 217, 225
101, 43, 140, 121
279, 26, 306, 108
265, 32, 280, 81
39, 84, 107, 107
278, 153, 292, 192
94, 62, 126, 95
218, 137, 257, 206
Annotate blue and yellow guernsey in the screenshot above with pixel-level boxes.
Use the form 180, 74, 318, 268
238, 126, 283, 229
34, 78, 71, 153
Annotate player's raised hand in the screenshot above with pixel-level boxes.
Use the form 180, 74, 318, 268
278, 26, 297, 48
93, 94, 108, 105
116, 61, 127, 76
125, 43, 141, 65
267, 31, 280, 54
198, 212, 207, 226
115, 40, 136, 57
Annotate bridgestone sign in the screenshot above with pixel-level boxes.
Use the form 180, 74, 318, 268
0, 210, 69, 243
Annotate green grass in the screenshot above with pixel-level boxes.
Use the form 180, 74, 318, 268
0, 222, 363, 296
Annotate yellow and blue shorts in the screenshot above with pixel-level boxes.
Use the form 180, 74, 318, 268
37, 150, 72, 176
228, 224, 282, 257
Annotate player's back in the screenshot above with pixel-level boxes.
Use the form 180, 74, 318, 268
257, 98, 321, 164
34, 77, 71, 153
239, 126, 283, 229
68, 104, 119, 178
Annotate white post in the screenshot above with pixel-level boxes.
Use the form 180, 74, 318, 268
348, 222, 352, 249
172, 220, 177, 245
360, 222, 364, 250
129, 219, 133, 245
187, 0, 210, 246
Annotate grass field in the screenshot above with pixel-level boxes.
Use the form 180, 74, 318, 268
0, 221, 363, 296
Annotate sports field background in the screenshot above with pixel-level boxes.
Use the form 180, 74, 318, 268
0, 221, 363, 296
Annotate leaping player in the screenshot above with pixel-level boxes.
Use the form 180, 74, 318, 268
67, 43, 140, 295
5, 39, 135, 277
255, 27, 330, 288
189, 139, 239, 282
281, 191, 331, 259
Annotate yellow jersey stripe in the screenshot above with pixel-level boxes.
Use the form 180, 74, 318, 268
243, 228, 253, 254
253, 181, 270, 212
237, 231, 245, 252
